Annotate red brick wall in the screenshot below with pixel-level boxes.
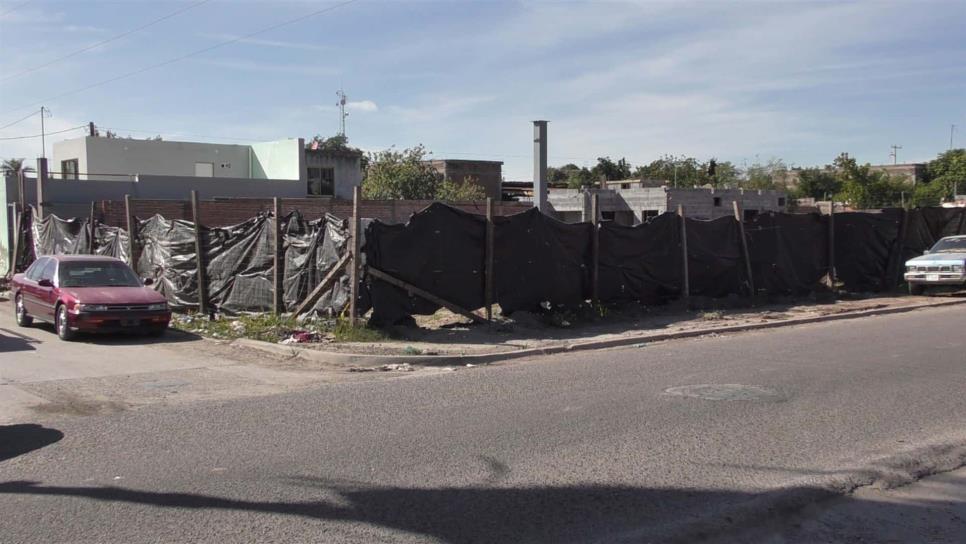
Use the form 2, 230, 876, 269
97, 197, 531, 227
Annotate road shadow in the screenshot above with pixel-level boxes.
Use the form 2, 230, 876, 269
0, 425, 63, 462
26, 323, 200, 346
0, 328, 39, 353
2, 476, 963, 543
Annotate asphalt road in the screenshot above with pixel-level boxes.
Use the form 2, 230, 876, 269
2, 305, 966, 543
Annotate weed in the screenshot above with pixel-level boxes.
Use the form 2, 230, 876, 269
701, 311, 724, 321
333, 319, 388, 342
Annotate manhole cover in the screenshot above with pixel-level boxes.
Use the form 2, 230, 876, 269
664, 384, 784, 402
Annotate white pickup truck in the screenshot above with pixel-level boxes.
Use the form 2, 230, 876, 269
904, 235, 966, 295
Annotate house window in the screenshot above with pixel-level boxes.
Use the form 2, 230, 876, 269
601, 211, 616, 221
778, 197, 786, 207
61, 159, 79, 180
744, 209, 759, 221
307, 167, 335, 196
642, 209, 660, 222
194, 162, 214, 177
620, 183, 630, 189
713, 196, 722, 207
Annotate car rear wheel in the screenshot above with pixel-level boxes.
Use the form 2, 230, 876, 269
56, 304, 75, 341
909, 283, 927, 296
15, 294, 33, 327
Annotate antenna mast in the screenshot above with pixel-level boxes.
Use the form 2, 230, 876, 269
336, 89, 348, 137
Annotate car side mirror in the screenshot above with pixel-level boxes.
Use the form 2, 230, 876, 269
37, 279, 53, 287
923, 250, 931, 255
143, 277, 154, 286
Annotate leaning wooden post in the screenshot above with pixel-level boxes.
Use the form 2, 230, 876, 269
349, 186, 361, 326
732, 201, 755, 297
677, 204, 690, 303
88, 201, 97, 254
273, 197, 283, 315
190, 190, 209, 315
124, 194, 137, 268
484, 197, 495, 321
591, 193, 600, 306
827, 201, 836, 290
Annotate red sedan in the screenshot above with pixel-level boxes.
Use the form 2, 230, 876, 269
12, 255, 171, 341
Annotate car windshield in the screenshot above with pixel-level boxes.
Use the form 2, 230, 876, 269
58, 261, 142, 288
929, 238, 966, 253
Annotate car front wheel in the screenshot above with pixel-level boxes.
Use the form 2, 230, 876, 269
909, 283, 927, 296
15, 294, 33, 327
56, 304, 75, 341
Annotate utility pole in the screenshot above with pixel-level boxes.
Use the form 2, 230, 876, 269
336, 89, 348, 137
889, 144, 902, 165
39, 106, 49, 159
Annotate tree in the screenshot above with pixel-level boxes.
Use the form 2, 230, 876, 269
913, 148, 966, 205
794, 168, 841, 200
591, 156, 632, 182
362, 145, 486, 201
308, 133, 355, 152
437, 177, 486, 201
1, 158, 35, 177
833, 153, 909, 209
634, 155, 704, 187
362, 145, 440, 199
744, 158, 789, 190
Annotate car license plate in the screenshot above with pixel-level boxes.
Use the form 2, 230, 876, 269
926, 274, 940, 282
122, 319, 139, 327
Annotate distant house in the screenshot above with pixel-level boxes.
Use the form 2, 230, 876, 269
51, 135, 364, 198
425, 159, 503, 200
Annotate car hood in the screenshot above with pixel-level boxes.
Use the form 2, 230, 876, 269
906, 252, 966, 265
64, 287, 166, 305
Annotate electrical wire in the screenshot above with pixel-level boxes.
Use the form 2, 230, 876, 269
0, 125, 86, 140
0, 0, 31, 17
0, 109, 39, 130
0, 0, 360, 119
1, 0, 212, 83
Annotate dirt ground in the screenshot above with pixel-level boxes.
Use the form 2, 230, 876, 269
299, 292, 965, 356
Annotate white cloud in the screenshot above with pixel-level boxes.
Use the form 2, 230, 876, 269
346, 100, 378, 112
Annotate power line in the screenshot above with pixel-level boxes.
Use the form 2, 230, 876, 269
0, 109, 38, 130
1, 0, 212, 83
0, 125, 85, 140
0, 0, 32, 17
0, 0, 360, 119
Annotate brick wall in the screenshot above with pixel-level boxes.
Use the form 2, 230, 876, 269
96, 197, 531, 227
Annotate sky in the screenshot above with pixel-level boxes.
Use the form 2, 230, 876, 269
1, 0, 964, 179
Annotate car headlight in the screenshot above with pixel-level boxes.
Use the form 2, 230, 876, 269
78, 304, 109, 312
147, 303, 169, 311
953, 264, 964, 273
906, 265, 917, 272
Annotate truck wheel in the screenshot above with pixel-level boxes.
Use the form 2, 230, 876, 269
908, 283, 926, 296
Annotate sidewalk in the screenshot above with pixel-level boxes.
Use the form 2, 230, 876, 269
236, 293, 966, 369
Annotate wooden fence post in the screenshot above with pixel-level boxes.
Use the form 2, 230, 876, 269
889, 207, 909, 291
591, 193, 600, 306
124, 194, 137, 268
349, 186, 361, 326
677, 204, 690, 303
732, 201, 755, 297
273, 197, 284, 315
190, 190, 209, 315
17, 170, 26, 214
957, 208, 966, 235
827, 201, 836, 290
11, 204, 21, 274
484, 197, 495, 321
88, 201, 96, 254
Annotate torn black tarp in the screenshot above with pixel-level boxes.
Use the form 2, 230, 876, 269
282, 211, 351, 316
136, 215, 202, 310
364, 203, 485, 324
598, 213, 682, 303
31, 213, 91, 257
746, 212, 828, 295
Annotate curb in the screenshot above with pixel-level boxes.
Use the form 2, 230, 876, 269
235, 298, 966, 369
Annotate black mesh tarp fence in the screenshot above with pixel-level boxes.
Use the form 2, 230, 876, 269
14, 203, 966, 322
